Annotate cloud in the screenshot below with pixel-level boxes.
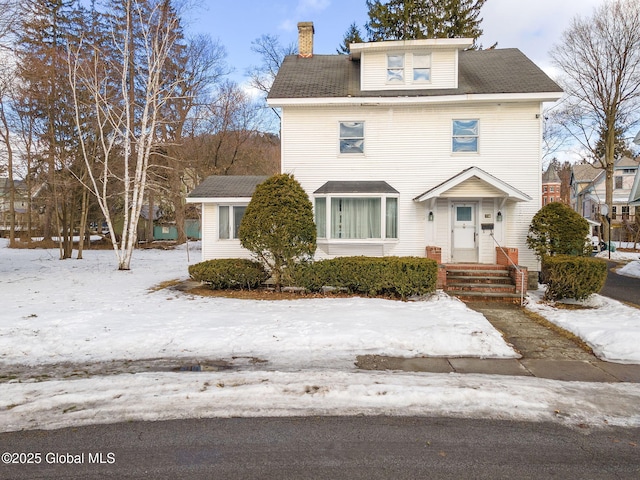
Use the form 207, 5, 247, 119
279, 0, 331, 31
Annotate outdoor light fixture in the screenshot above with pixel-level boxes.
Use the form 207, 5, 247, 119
496, 211, 503, 222
428, 211, 434, 221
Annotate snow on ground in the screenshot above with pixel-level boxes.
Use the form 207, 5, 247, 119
618, 260, 640, 279
0, 240, 515, 369
527, 290, 640, 364
2, 239, 640, 432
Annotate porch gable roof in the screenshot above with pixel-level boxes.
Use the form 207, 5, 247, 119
413, 167, 532, 203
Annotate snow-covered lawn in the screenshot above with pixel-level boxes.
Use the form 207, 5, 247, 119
0, 240, 515, 368
527, 290, 640, 364
2, 239, 640, 432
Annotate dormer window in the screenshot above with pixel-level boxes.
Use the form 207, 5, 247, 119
413, 54, 431, 82
387, 54, 404, 82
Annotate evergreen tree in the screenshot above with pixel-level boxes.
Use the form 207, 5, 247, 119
16, 0, 87, 256
365, 0, 487, 44
238, 174, 316, 291
337, 22, 365, 54
527, 202, 591, 259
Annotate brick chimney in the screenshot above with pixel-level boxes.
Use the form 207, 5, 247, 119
297, 22, 314, 58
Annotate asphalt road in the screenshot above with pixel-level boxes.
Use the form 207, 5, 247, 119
601, 261, 640, 307
1, 416, 639, 479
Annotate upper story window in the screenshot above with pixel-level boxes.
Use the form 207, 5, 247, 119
218, 205, 246, 239
615, 176, 623, 189
339, 121, 364, 154
452, 119, 479, 153
413, 54, 431, 82
387, 54, 404, 82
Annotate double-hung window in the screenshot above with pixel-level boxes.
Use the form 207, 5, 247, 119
387, 54, 404, 82
413, 54, 431, 82
452, 119, 479, 153
218, 205, 246, 239
339, 121, 364, 154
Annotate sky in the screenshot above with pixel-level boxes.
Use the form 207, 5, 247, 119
1, 239, 640, 432
184, 0, 604, 85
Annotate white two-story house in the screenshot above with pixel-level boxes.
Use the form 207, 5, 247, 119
188, 22, 563, 289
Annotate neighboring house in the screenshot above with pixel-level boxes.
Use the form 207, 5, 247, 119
541, 165, 562, 206
0, 178, 30, 236
188, 22, 563, 287
571, 157, 640, 241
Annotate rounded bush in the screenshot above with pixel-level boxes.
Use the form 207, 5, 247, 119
188, 259, 269, 290
527, 202, 591, 258
541, 255, 608, 300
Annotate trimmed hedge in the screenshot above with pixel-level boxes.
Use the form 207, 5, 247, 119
189, 259, 269, 290
541, 255, 608, 300
292, 256, 438, 299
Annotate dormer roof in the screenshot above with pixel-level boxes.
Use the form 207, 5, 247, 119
268, 48, 563, 104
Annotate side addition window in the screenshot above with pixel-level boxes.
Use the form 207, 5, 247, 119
339, 121, 364, 154
452, 119, 479, 153
218, 205, 246, 239
387, 54, 404, 82
413, 54, 431, 82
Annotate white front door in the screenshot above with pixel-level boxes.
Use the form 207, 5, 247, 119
452, 202, 478, 262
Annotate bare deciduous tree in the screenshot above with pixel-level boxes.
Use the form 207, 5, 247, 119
550, 0, 640, 242
69, 0, 185, 270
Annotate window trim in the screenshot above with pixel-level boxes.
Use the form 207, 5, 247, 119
412, 53, 432, 83
386, 53, 405, 83
218, 204, 247, 240
338, 121, 365, 155
452, 119, 479, 153
315, 193, 399, 241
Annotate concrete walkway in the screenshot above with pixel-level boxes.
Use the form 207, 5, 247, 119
357, 302, 640, 383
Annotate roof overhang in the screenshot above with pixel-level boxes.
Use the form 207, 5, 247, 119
186, 196, 253, 204
267, 92, 563, 108
314, 181, 398, 195
413, 166, 532, 203
349, 38, 474, 60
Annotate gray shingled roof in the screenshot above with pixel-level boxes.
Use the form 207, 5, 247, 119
314, 181, 399, 194
188, 175, 268, 198
268, 48, 563, 100
571, 163, 601, 183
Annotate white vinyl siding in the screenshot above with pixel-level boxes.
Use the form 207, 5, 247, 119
361, 49, 458, 91
280, 101, 543, 270
200, 204, 253, 261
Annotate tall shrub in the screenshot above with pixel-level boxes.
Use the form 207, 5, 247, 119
527, 202, 591, 258
238, 174, 316, 291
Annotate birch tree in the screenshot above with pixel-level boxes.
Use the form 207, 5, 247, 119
69, 0, 184, 270
550, 0, 640, 242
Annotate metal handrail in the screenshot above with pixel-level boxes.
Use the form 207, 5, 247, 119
490, 233, 525, 306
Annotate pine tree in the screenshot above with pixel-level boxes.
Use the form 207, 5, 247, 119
365, 0, 487, 44
337, 22, 365, 54
16, 0, 87, 256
